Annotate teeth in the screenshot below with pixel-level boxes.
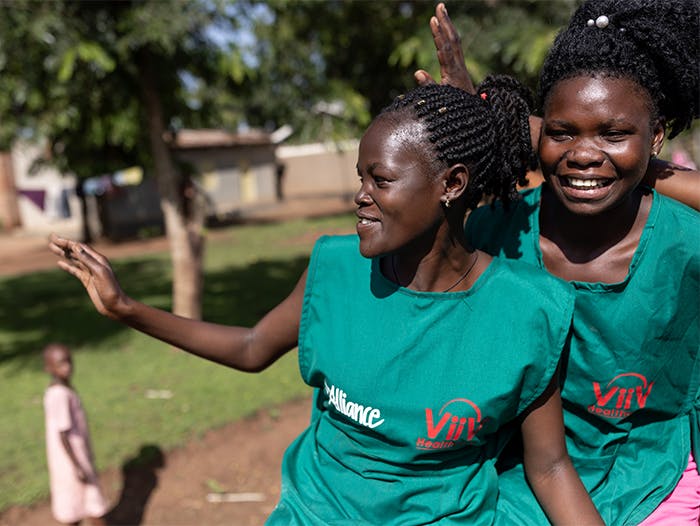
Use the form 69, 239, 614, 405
567, 178, 607, 189
359, 218, 374, 225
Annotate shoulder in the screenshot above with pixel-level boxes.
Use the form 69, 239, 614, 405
486, 257, 576, 325
310, 235, 361, 264
313, 234, 359, 251
652, 192, 700, 254
44, 384, 72, 405
466, 189, 541, 246
493, 257, 573, 299
655, 191, 700, 223
307, 234, 364, 282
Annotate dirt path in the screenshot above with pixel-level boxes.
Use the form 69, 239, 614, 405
1, 397, 312, 526
0, 197, 353, 525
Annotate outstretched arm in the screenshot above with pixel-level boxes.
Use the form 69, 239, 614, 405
520, 376, 603, 525
48, 234, 303, 372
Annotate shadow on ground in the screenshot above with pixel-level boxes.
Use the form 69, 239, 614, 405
104, 444, 165, 526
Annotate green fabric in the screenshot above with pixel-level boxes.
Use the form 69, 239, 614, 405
267, 235, 574, 525
466, 186, 700, 525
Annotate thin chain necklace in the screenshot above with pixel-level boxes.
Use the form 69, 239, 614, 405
391, 252, 480, 293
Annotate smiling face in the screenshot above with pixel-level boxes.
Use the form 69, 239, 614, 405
354, 114, 446, 258
539, 75, 664, 216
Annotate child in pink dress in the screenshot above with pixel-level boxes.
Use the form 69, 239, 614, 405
43, 343, 108, 526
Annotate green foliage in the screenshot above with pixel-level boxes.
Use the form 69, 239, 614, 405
0, 213, 356, 511
394, 0, 579, 97
0, 0, 584, 163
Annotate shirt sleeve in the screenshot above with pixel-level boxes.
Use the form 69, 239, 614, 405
45, 387, 72, 432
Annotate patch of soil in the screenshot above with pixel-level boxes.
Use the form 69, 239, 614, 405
0, 397, 312, 526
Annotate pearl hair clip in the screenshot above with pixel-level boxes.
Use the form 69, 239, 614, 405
586, 14, 626, 33
587, 15, 610, 28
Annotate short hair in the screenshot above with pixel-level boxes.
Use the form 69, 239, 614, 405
539, 0, 699, 138
381, 77, 535, 209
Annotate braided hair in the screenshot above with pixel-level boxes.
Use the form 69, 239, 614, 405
381, 77, 535, 210
539, 0, 699, 139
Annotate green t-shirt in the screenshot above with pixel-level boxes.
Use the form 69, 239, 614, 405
466, 186, 700, 525
267, 235, 574, 525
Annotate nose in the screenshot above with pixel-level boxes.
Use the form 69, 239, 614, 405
565, 139, 605, 168
354, 181, 372, 206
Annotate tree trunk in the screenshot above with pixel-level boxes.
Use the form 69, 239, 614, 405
0, 150, 22, 231
138, 50, 205, 320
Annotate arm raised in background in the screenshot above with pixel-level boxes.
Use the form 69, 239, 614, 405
520, 375, 604, 526
418, 3, 700, 209
414, 2, 475, 94
48, 233, 303, 373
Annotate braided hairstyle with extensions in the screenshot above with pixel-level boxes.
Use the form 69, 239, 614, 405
539, 0, 699, 139
382, 76, 535, 210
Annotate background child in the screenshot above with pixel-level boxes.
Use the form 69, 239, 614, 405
43, 343, 108, 526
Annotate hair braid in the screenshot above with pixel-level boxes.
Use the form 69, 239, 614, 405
381, 78, 534, 209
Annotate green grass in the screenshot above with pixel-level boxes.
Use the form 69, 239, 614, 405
0, 214, 355, 512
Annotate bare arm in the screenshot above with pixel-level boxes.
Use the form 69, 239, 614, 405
414, 3, 475, 94
643, 157, 700, 211
59, 430, 88, 483
48, 234, 303, 372
520, 377, 603, 525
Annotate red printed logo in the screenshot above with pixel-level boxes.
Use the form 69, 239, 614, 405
416, 398, 483, 450
587, 372, 654, 420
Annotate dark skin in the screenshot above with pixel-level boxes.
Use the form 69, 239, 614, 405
416, 2, 700, 211
538, 75, 664, 282
50, 110, 602, 526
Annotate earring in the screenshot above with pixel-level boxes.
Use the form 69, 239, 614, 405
444, 197, 451, 208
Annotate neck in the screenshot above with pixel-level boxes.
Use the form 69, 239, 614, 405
539, 184, 647, 258
388, 220, 481, 292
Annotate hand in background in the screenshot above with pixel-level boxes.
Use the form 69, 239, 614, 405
414, 3, 475, 94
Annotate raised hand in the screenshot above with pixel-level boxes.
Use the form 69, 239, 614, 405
48, 233, 131, 320
414, 3, 475, 94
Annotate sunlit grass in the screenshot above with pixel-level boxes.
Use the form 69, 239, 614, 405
0, 214, 355, 511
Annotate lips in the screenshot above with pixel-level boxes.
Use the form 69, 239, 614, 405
356, 211, 380, 235
559, 176, 614, 189
555, 174, 616, 201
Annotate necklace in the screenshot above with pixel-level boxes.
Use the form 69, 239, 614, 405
391, 251, 480, 293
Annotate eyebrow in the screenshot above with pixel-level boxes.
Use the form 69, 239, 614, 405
356, 162, 385, 175
546, 117, 634, 127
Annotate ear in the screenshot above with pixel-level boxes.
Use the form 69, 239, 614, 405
440, 163, 470, 205
650, 118, 666, 157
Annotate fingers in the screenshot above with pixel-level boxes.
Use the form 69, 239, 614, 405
49, 233, 111, 269
48, 233, 85, 262
414, 70, 437, 86
429, 3, 476, 94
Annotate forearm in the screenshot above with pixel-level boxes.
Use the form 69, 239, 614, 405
60, 431, 85, 476
525, 456, 603, 526
643, 158, 700, 211
116, 297, 266, 371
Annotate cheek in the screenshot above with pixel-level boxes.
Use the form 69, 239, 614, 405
537, 142, 561, 174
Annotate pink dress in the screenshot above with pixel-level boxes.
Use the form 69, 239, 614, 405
44, 384, 108, 524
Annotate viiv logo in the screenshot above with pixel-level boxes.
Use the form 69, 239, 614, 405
416, 398, 483, 450
587, 372, 654, 420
